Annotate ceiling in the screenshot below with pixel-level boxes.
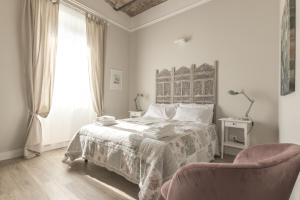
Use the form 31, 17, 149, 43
105, 0, 168, 17
84, 0, 212, 31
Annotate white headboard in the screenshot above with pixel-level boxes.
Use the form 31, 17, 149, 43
156, 61, 218, 121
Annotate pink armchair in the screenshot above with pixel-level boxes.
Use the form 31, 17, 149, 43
161, 144, 300, 200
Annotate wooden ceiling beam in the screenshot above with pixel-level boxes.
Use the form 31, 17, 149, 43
105, 0, 168, 17
121, 0, 168, 17
115, 0, 139, 11
105, 0, 136, 10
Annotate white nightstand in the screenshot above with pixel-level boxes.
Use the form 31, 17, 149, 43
219, 118, 253, 158
129, 111, 144, 118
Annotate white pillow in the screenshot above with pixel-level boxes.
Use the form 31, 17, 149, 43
179, 103, 214, 123
163, 104, 179, 119
143, 104, 169, 119
143, 103, 179, 119
172, 106, 214, 124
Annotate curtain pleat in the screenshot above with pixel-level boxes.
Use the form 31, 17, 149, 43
22, 0, 59, 158
86, 14, 107, 117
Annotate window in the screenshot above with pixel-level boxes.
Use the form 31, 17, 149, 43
42, 5, 95, 145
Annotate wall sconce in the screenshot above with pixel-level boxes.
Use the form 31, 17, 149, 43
174, 36, 191, 46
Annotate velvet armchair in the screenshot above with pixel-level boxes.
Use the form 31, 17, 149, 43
161, 144, 300, 200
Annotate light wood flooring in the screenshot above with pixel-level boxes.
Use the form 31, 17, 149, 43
0, 149, 234, 200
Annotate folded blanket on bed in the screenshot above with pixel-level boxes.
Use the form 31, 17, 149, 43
96, 115, 117, 126
122, 117, 164, 125
143, 123, 175, 139
96, 121, 117, 126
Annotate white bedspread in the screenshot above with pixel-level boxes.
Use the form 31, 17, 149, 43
63, 118, 219, 200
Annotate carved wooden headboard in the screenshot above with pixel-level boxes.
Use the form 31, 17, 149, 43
156, 61, 218, 121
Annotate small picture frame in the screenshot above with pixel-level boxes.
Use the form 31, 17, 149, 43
110, 69, 123, 90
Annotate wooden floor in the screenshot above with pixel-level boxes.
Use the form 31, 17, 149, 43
0, 149, 234, 200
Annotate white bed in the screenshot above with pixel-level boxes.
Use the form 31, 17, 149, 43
64, 63, 219, 200
64, 117, 218, 200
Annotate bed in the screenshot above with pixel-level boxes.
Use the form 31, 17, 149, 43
64, 62, 219, 200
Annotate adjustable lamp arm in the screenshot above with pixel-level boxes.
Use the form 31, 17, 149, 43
240, 90, 255, 103
240, 90, 255, 119
228, 90, 255, 120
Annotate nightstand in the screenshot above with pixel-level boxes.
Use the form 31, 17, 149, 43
219, 118, 253, 159
129, 111, 144, 118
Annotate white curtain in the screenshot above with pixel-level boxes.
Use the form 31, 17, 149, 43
86, 14, 107, 117
42, 4, 95, 146
23, 0, 59, 158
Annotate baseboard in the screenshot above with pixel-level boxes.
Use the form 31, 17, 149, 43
0, 141, 70, 162
0, 149, 23, 161
42, 141, 70, 152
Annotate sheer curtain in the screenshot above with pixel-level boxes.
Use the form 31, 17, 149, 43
42, 4, 95, 146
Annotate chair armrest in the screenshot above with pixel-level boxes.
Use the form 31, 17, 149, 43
234, 143, 296, 164
165, 162, 272, 200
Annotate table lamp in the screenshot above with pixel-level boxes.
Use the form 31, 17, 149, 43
228, 90, 255, 120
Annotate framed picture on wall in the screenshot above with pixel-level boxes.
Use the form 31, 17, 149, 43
281, 0, 296, 96
110, 69, 123, 90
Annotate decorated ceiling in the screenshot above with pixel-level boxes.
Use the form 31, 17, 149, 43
105, 0, 168, 17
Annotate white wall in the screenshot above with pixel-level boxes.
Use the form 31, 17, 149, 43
0, 0, 130, 155
129, 0, 280, 146
279, 0, 300, 144
104, 24, 130, 119
0, 0, 28, 154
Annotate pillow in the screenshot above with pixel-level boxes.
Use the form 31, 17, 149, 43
163, 104, 179, 119
179, 103, 214, 124
143, 104, 169, 119
172, 106, 213, 124
143, 103, 179, 119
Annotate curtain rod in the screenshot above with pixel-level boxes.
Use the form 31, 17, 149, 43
61, 0, 130, 32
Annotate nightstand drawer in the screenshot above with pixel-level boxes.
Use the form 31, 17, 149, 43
225, 121, 244, 128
